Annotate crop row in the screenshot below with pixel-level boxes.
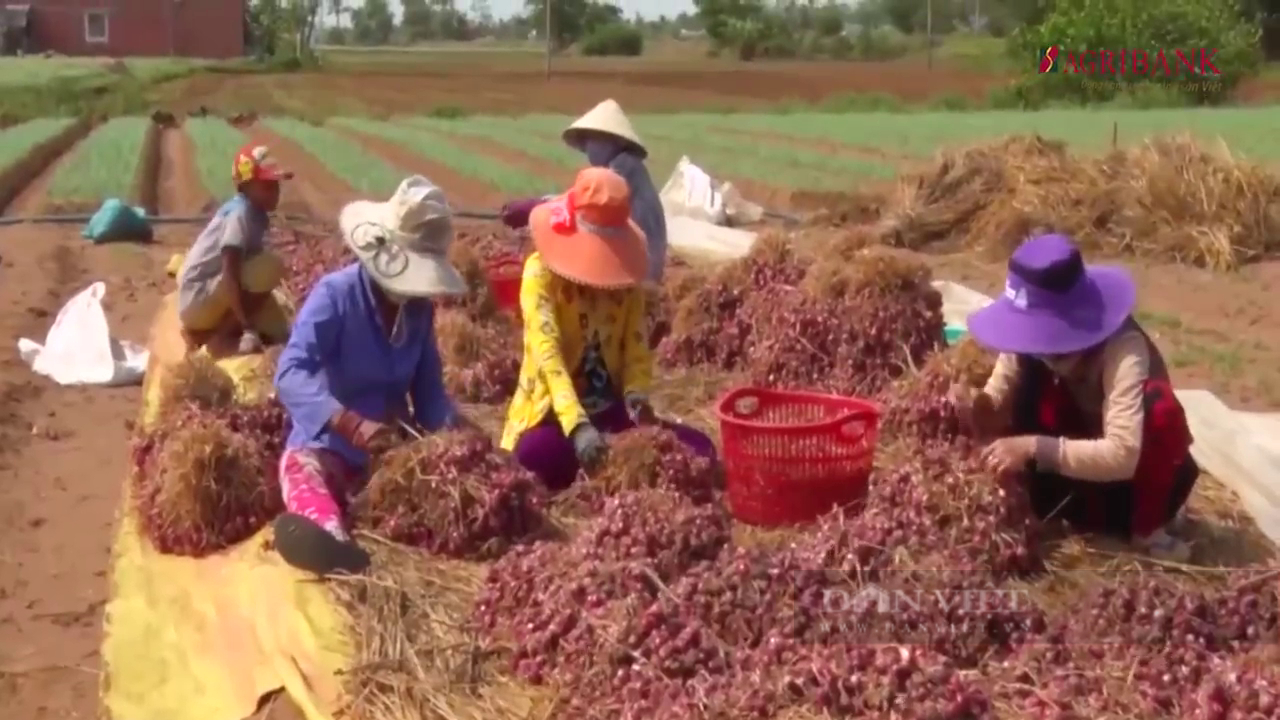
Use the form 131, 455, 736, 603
286, 115, 893, 198
0, 118, 77, 174
186, 118, 251, 200
407, 108, 1280, 167
264, 117, 404, 197
2, 106, 1272, 217
0, 57, 209, 88
287, 108, 1280, 205
45, 117, 151, 212
332, 118, 548, 195
633, 108, 1280, 160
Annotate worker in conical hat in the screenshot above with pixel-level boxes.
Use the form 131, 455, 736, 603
500, 99, 668, 285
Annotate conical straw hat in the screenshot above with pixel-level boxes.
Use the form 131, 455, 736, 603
562, 99, 646, 158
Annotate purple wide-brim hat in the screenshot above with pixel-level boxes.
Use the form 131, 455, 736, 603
967, 233, 1136, 356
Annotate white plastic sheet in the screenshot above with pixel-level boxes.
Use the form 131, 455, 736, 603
1177, 390, 1280, 546
17, 281, 148, 386
665, 215, 758, 261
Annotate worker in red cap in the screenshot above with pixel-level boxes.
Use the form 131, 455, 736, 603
176, 144, 292, 354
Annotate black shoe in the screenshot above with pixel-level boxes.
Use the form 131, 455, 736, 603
272, 513, 371, 576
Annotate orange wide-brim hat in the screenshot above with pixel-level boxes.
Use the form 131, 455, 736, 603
529, 168, 648, 289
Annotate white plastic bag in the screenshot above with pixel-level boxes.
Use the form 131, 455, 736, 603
17, 281, 149, 386
659, 156, 764, 226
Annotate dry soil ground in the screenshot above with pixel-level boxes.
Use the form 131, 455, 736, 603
0, 226, 182, 719
2, 69, 1280, 720
147, 57, 1280, 118
152, 58, 1002, 117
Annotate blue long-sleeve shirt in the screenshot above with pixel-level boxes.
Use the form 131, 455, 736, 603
274, 262, 456, 471
607, 151, 667, 283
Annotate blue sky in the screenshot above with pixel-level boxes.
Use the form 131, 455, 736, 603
361, 0, 696, 21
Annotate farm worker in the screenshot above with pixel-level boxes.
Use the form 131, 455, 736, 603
272, 176, 478, 575
175, 144, 289, 354
500, 167, 715, 490
952, 233, 1199, 562
500, 99, 667, 284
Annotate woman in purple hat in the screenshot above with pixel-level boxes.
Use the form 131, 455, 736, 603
952, 233, 1198, 562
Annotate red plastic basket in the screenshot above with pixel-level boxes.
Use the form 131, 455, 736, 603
486, 255, 523, 317
715, 387, 882, 527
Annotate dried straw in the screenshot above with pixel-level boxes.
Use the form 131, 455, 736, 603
154, 353, 236, 421
872, 134, 1280, 270
330, 538, 559, 720
444, 241, 501, 321
133, 411, 280, 554
648, 366, 747, 440
435, 310, 485, 367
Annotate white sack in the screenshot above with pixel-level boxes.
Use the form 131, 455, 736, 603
660, 156, 764, 226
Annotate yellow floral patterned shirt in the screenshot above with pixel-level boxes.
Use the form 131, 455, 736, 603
500, 252, 652, 450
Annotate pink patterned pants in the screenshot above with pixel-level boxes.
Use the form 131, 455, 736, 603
278, 448, 362, 541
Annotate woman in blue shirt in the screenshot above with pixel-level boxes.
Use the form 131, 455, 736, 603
272, 176, 473, 575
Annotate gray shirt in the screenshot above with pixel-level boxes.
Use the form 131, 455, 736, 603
177, 194, 269, 313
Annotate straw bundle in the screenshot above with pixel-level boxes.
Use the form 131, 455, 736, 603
330, 541, 559, 720
131, 409, 282, 557
154, 353, 236, 422
871, 134, 1280, 270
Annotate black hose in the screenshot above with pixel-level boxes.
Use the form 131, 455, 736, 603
0, 210, 503, 227
0, 208, 785, 228
763, 209, 803, 225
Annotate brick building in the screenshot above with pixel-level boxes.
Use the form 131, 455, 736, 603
2, 0, 245, 59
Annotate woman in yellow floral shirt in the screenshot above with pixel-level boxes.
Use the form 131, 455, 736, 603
500, 167, 716, 490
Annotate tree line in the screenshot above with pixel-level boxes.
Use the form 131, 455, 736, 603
243, 0, 1274, 104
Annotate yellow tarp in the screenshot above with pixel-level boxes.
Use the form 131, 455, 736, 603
102, 288, 352, 720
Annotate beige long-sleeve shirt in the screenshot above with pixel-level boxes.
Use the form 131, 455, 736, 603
983, 328, 1150, 482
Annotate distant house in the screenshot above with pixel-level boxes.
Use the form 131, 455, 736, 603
5, 0, 245, 58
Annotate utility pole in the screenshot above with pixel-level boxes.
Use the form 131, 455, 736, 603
925, 0, 933, 70
544, 0, 552, 80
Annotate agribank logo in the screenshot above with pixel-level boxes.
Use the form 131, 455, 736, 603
1037, 46, 1221, 79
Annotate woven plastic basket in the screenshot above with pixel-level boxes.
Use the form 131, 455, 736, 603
716, 387, 882, 526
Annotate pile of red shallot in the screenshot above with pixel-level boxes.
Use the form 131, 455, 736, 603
146, 219, 1280, 718
354, 431, 548, 559
878, 337, 996, 445
458, 231, 1279, 720
130, 397, 288, 556
472, 439, 1278, 719
434, 231, 526, 403
581, 427, 723, 506
271, 222, 352, 303
658, 237, 945, 398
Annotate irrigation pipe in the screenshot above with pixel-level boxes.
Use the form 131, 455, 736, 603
763, 209, 802, 225
0, 208, 800, 227
0, 210, 504, 227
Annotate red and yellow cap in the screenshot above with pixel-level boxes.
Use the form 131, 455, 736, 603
232, 144, 293, 185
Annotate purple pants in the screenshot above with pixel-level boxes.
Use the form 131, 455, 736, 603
513, 402, 717, 490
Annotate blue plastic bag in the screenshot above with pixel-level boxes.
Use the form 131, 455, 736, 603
82, 199, 152, 244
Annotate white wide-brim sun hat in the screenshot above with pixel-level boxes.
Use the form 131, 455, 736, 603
339, 175, 467, 298
562, 99, 647, 159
